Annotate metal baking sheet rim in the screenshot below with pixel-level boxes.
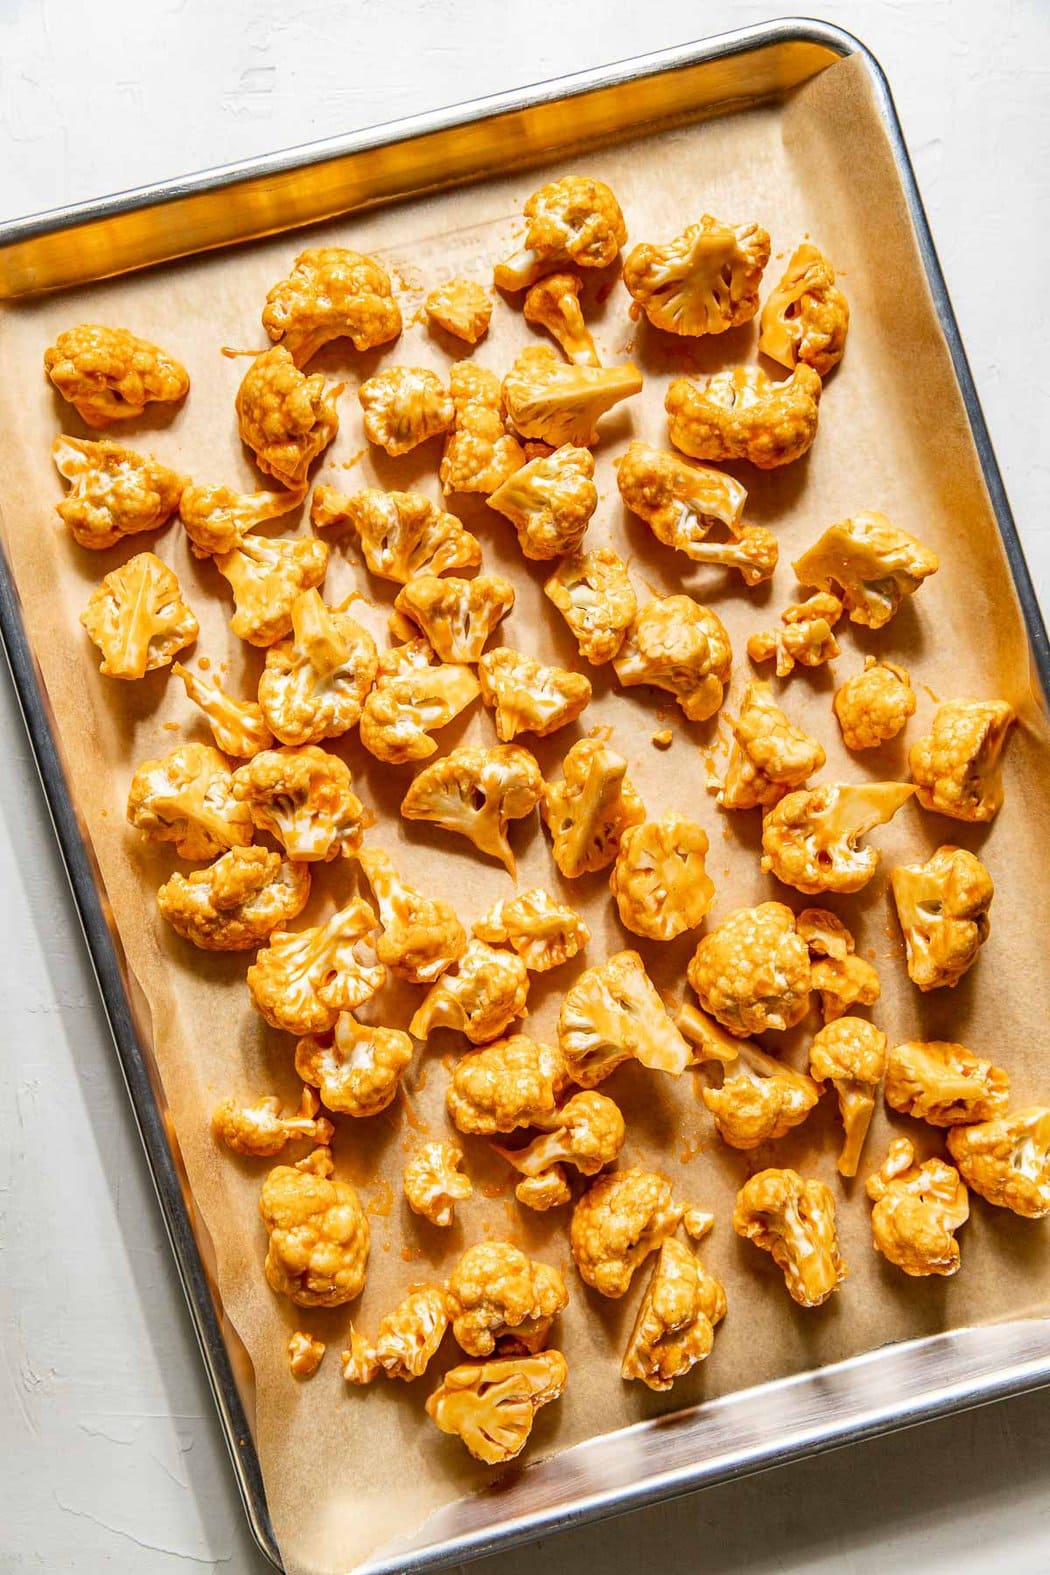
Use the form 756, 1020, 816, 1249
1, 18, 1047, 1573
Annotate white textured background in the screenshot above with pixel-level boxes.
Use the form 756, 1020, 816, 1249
2, 3, 1048, 1571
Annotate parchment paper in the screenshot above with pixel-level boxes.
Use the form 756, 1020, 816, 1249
1, 51, 1049, 1575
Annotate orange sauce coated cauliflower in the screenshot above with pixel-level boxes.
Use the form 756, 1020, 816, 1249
44, 324, 189, 428
797, 907, 881, 1023
496, 1090, 625, 1181
559, 949, 691, 1086
231, 745, 365, 862
488, 444, 597, 560
947, 1108, 1050, 1219
909, 699, 1015, 823
312, 483, 482, 583
621, 1238, 726, 1391
866, 1138, 969, 1278
53, 434, 185, 550
288, 1331, 326, 1378
719, 681, 826, 810
891, 844, 994, 991
478, 646, 592, 739
127, 742, 253, 861
679, 1003, 821, 1151
759, 243, 849, 376
884, 1040, 1010, 1127
295, 1014, 413, 1119
212, 1086, 333, 1158
613, 593, 731, 722
403, 1141, 473, 1227
262, 247, 401, 364
440, 364, 525, 495
81, 552, 198, 679
544, 547, 638, 665
502, 345, 642, 448
173, 663, 274, 758
257, 590, 378, 745
688, 902, 811, 1037
179, 481, 304, 558
746, 592, 843, 678
445, 1241, 568, 1356
494, 176, 627, 290
523, 272, 599, 366
834, 657, 916, 750
570, 1168, 682, 1298
446, 1035, 568, 1136
610, 815, 715, 940
246, 897, 383, 1036
809, 1017, 888, 1177
358, 846, 466, 984
393, 573, 515, 663
158, 845, 310, 950
473, 888, 589, 972
401, 743, 543, 877
235, 346, 342, 489
761, 781, 914, 896
793, 512, 939, 629
733, 1168, 846, 1307
425, 1349, 567, 1464
360, 642, 480, 764
411, 939, 530, 1044
666, 365, 821, 470
215, 533, 329, 648
425, 277, 493, 344
358, 366, 454, 456
259, 1148, 369, 1307
623, 215, 770, 336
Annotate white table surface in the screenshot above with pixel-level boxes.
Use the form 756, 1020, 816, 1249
2, 2, 1048, 1570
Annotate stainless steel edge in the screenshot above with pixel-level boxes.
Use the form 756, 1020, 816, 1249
2, 16, 1049, 1574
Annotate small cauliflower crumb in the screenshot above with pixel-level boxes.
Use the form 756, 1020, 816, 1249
288, 1330, 326, 1378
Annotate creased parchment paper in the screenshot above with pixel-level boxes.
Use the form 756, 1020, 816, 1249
1, 52, 1048, 1575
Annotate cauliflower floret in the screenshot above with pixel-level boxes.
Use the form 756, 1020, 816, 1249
312, 483, 482, 582
610, 815, 715, 941
759, 244, 849, 376
215, 533, 329, 647
425, 1349, 568, 1464
688, 902, 811, 1038
235, 347, 342, 489
558, 950, 691, 1087
172, 662, 273, 759
231, 745, 365, 861
341, 1326, 380, 1386
401, 743, 543, 876
446, 1035, 568, 1135
262, 247, 401, 364
259, 1147, 369, 1306
621, 1237, 726, 1391
746, 592, 843, 677
246, 897, 383, 1035
733, 1168, 846, 1307
44, 324, 189, 428
495, 1090, 625, 1180
793, 513, 939, 629
179, 481, 304, 558
127, 742, 253, 861
890, 844, 994, 991
866, 1138, 969, 1278
502, 345, 642, 447
809, 1017, 888, 1177
403, 1141, 473, 1227
797, 909, 881, 1022
542, 738, 644, 877
288, 1331, 326, 1378
411, 939, 529, 1044
425, 277, 492, 344
666, 364, 822, 470
256, 590, 377, 745
680, 1002, 821, 1150
682, 1208, 715, 1242
947, 1108, 1050, 1219
393, 574, 515, 664
515, 1168, 573, 1211
295, 1014, 413, 1118
623, 215, 770, 336
544, 547, 637, 665
488, 444, 597, 560
761, 781, 915, 895
446, 1242, 568, 1356
616, 438, 745, 544
358, 847, 466, 983
53, 434, 185, 550
81, 552, 198, 679
570, 1168, 682, 1298
683, 528, 780, 585
158, 845, 310, 950
884, 1039, 1010, 1126
360, 648, 480, 764
440, 363, 526, 495
834, 657, 916, 750
478, 646, 592, 739
523, 272, 599, 366
719, 681, 826, 811
909, 699, 1016, 823
370, 1286, 449, 1381
358, 366, 454, 456
212, 1085, 333, 1157
473, 889, 589, 972
613, 594, 732, 722
494, 175, 627, 290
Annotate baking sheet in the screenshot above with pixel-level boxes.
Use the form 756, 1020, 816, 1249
1, 48, 1048, 1575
